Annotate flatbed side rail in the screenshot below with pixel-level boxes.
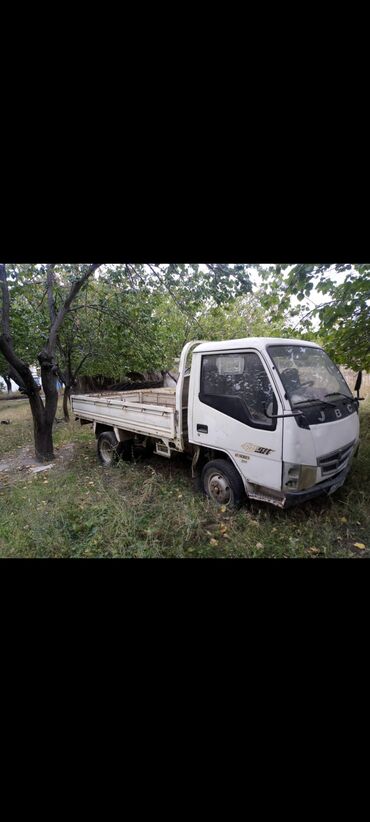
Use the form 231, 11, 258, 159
71, 395, 176, 440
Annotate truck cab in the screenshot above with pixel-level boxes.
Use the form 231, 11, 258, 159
188, 338, 360, 507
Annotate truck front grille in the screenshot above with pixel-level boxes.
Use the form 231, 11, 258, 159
317, 440, 355, 477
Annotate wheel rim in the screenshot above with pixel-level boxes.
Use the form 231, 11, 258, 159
100, 440, 115, 464
207, 471, 232, 505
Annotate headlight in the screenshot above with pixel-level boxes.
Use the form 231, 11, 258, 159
283, 463, 318, 491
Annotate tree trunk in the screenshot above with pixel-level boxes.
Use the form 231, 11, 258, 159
4, 376, 11, 393
63, 386, 71, 421
27, 362, 59, 462
27, 390, 54, 462
1, 262, 101, 461
33, 416, 55, 462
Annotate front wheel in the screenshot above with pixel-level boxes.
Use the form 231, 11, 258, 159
97, 431, 121, 467
201, 459, 245, 509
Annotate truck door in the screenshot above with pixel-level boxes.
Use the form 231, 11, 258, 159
190, 349, 284, 491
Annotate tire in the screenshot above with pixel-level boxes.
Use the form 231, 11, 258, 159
97, 431, 121, 467
201, 459, 245, 509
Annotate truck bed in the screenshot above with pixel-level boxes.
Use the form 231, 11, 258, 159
71, 387, 179, 441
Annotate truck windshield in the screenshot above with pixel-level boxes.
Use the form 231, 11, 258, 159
267, 345, 352, 407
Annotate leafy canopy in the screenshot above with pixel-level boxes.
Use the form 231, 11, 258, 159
258, 264, 370, 371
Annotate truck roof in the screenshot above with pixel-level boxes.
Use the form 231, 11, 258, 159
193, 337, 321, 354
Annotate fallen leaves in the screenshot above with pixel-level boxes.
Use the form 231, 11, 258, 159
219, 522, 231, 540
29, 464, 54, 475
353, 543, 366, 551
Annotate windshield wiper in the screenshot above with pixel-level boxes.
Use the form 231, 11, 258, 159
325, 392, 353, 401
295, 397, 336, 408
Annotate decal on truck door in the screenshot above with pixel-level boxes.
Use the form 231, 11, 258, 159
241, 443, 275, 455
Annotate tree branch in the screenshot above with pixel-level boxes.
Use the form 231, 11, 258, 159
73, 352, 91, 379
46, 264, 57, 325
45, 264, 101, 358
292, 300, 337, 330
0, 263, 11, 338
147, 264, 189, 314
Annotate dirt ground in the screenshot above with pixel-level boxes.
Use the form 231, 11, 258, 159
0, 442, 76, 489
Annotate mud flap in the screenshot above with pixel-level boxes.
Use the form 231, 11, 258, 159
191, 446, 201, 478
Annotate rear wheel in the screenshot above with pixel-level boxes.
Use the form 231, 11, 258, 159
97, 431, 121, 467
201, 459, 245, 509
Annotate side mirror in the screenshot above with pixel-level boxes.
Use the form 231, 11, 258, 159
354, 370, 365, 402
354, 370, 363, 394
263, 402, 310, 427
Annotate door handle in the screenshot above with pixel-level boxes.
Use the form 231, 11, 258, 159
197, 424, 208, 433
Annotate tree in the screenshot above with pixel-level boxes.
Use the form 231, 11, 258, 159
258, 264, 370, 370
0, 263, 101, 460
0, 353, 12, 392
55, 310, 96, 421
0, 262, 253, 457
55, 263, 254, 399
1, 354, 14, 394
0, 272, 44, 392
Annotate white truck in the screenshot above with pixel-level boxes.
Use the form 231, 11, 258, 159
71, 338, 361, 508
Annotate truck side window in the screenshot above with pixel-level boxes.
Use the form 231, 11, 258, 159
200, 353, 277, 430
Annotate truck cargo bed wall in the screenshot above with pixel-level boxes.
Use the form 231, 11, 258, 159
71, 393, 177, 440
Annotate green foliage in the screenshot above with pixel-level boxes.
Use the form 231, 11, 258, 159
0, 272, 48, 365
3, 261, 366, 390
1, 263, 254, 385
259, 264, 370, 370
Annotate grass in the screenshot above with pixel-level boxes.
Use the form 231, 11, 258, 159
0, 390, 23, 400
0, 397, 369, 558
0, 398, 34, 454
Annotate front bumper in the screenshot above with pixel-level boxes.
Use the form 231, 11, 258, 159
283, 460, 353, 507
